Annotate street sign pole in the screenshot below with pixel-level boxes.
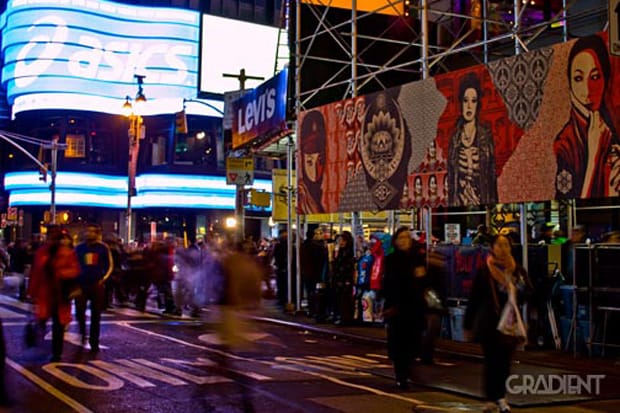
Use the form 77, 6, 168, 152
235, 184, 245, 243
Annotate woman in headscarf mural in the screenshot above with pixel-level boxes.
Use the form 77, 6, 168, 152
448, 72, 498, 207
554, 34, 620, 199
298, 110, 327, 213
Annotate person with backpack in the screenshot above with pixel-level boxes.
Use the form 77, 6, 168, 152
28, 225, 80, 362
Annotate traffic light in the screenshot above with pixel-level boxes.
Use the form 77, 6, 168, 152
56, 210, 71, 224
175, 110, 188, 134
39, 163, 48, 182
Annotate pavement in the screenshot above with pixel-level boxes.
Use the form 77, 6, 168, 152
250, 301, 620, 412
252, 300, 620, 380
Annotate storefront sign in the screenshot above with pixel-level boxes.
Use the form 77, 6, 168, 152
1, 0, 199, 115
231, 68, 288, 149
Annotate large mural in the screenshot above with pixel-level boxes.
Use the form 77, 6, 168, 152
297, 32, 620, 214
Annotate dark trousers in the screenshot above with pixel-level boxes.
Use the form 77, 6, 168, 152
75, 283, 104, 348
420, 312, 442, 362
276, 270, 287, 306
387, 318, 422, 383
156, 281, 176, 313
51, 310, 65, 359
0, 319, 6, 402
481, 332, 516, 401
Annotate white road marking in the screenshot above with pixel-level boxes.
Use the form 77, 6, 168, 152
6, 357, 94, 413
0, 306, 26, 318
117, 322, 425, 406
107, 307, 159, 318
0, 294, 31, 311
198, 332, 271, 345
44, 331, 109, 350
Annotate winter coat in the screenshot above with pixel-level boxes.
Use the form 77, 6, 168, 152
28, 243, 80, 325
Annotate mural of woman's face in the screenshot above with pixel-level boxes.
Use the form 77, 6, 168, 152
462, 87, 478, 122
570, 50, 605, 112
429, 176, 437, 196
303, 152, 322, 183
414, 177, 423, 196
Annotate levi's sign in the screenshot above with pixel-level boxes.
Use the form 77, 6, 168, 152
231, 68, 288, 149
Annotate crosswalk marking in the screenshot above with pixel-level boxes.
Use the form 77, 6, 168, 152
0, 306, 26, 318
107, 307, 159, 318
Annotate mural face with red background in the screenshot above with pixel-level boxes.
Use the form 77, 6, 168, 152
297, 32, 620, 215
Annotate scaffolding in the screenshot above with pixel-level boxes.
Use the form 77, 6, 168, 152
270, 0, 609, 311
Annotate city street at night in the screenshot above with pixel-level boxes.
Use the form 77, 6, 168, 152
0, 293, 618, 413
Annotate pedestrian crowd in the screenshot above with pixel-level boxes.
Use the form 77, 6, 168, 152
0, 223, 545, 413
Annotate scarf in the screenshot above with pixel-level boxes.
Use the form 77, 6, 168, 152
486, 253, 516, 288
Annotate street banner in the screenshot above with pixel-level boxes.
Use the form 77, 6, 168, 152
232, 68, 288, 149
298, 31, 620, 214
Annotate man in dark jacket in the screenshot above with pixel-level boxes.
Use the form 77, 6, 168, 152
300, 228, 328, 318
74, 223, 112, 352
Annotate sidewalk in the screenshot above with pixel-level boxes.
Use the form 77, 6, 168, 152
253, 300, 620, 378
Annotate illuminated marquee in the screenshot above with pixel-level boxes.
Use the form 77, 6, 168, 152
0, 0, 200, 116
4, 172, 272, 210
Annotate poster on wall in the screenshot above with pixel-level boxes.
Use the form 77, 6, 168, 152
297, 32, 620, 214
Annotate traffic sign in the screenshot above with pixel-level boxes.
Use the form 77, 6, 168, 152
610, 0, 620, 56
226, 157, 254, 185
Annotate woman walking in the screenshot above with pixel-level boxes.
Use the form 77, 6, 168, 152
382, 227, 427, 389
464, 234, 533, 413
28, 225, 80, 362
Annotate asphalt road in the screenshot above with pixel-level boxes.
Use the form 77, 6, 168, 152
0, 295, 618, 413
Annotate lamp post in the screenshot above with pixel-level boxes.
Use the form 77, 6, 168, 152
122, 74, 147, 244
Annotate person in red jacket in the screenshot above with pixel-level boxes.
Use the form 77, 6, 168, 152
28, 225, 80, 362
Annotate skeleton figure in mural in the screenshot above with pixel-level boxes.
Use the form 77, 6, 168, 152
554, 35, 620, 199
448, 72, 498, 207
298, 110, 327, 213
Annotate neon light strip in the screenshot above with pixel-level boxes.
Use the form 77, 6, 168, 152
4, 171, 127, 191
5, 172, 272, 209
8, 190, 255, 210
136, 174, 272, 192
11, 95, 223, 118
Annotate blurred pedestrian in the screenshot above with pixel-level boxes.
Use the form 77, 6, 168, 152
464, 234, 533, 413
74, 224, 113, 352
0, 317, 9, 407
472, 224, 493, 247
382, 227, 427, 389
28, 225, 80, 362
332, 231, 355, 325
300, 228, 328, 318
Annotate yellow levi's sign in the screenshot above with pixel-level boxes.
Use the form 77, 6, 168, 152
302, 0, 405, 15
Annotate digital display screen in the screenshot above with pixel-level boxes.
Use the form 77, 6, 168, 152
199, 14, 284, 95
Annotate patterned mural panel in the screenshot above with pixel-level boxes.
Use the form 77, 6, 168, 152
297, 32, 620, 214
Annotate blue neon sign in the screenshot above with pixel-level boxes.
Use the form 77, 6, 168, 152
0, 0, 200, 116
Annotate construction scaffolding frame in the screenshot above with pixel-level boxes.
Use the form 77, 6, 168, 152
274, 0, 609, 311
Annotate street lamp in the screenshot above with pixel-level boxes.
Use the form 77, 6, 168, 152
123, 74, 147, 244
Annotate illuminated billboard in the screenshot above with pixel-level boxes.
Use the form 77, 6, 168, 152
301, 0, 405, 16
4, 172, 272, 210
199, 14, 284, 95
0, 0, 209, 116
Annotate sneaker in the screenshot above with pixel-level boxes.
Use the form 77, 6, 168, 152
396, 381, 410, 390
496, 398, 511, 413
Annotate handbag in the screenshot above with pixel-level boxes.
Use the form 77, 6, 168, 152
61, 279, 82, 302
496, 282, 527, 345
424, 288, 444, 311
